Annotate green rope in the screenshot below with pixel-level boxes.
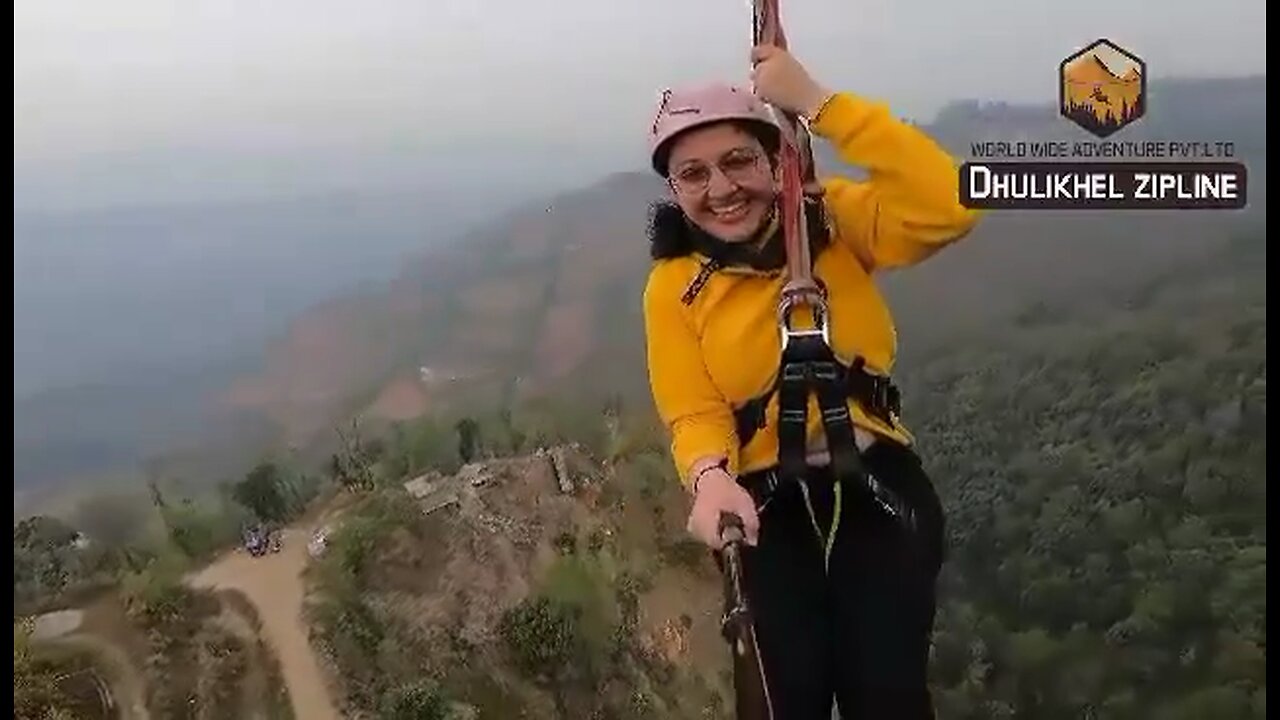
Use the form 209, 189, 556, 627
799, 480, 824, 555
798, 479, 844, 573
825, 482, 842, 570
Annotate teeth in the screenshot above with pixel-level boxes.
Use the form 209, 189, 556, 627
713, 202, 746, 217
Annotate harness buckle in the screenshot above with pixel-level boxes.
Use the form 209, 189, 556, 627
872, 378, 889, 409
780, 363, 807, 382
867, 375, 902, 419
810, 360, 840, 383
778, 408, 807, 424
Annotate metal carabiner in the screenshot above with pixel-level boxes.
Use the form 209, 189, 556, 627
777, 285, 830, 352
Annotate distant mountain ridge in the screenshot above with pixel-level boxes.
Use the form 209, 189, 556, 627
217, 75, 1266, 461
14, 74, 1267, 498
12, 176, 569, 499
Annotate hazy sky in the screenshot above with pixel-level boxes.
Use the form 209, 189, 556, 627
14, 0, 1267, 210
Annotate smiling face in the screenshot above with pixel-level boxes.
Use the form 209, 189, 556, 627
664, 121, 779, 243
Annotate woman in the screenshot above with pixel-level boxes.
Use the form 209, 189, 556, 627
642, 45, 980, 718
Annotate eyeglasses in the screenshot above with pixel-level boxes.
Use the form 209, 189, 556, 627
669, 147, 766, 194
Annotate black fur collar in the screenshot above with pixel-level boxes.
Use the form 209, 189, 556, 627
647, 197, 832, 272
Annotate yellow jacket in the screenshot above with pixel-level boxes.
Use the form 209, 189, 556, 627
643, 90, 981, 489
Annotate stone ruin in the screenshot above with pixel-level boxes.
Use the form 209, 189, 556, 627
401, 444, 584, 518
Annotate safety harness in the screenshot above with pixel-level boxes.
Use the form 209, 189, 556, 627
747, 0, 917, 542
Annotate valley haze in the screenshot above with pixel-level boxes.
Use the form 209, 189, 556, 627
12, 0, 1266, 508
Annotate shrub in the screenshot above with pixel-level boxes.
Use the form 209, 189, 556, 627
378, 679, 451, 720
121, 555, 195, 627
498, 596, 581, 680
554, 531, 577, 556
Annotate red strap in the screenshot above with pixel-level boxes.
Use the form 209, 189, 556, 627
752, 0, 824, 317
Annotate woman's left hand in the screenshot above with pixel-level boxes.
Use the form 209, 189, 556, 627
750, 44, 832, 119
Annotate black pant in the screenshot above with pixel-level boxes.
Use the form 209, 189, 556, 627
735, 440, 946, 719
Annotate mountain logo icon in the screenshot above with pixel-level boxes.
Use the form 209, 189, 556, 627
1059, 38, 1147, 138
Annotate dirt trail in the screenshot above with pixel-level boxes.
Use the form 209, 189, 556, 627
188, 527, 339, 720
211, 603, 271, 720
42, 632, 151, 720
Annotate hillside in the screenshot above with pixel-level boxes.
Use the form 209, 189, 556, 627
14, 224, 1265, 718
294, 228, 1265, 719
911, 231, 1266, 718
220, 171, 670, 448
219, 75, 1266, 460
12, 178, 560, 499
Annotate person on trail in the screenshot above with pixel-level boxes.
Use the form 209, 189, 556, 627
643, 45, 981, 718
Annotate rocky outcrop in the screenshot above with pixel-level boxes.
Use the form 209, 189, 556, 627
403, 471, 460, 516
402, 446, 589, 522
549, 447, 572, 494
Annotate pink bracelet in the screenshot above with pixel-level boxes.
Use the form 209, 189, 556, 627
691, 459, 729, 495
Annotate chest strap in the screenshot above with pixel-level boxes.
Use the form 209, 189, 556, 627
733, 353, 901, 450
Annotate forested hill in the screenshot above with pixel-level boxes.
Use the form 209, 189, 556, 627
273, 220, 1266, 720
11, 223, 1264, 720
904, 230, 1266, 718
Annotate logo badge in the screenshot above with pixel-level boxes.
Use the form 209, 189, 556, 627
1059, 39, 1147, 138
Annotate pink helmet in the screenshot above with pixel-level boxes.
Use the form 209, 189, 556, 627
648, 82, 780, 176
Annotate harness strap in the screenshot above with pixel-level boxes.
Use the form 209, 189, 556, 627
743, 330, 921, 538
775, 360, 810, 482
733, 360, 903, 448
774, 332, 868, 482
813, 358, 864, 482
681, 258, 723, 306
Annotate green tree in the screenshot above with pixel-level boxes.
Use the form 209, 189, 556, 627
14, 516, 89, 611
14, 623, 76, 720
333, 421, 378, 492
162, 499, 237, 560
455, 418, 480, 463
232, 461, 291, 523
